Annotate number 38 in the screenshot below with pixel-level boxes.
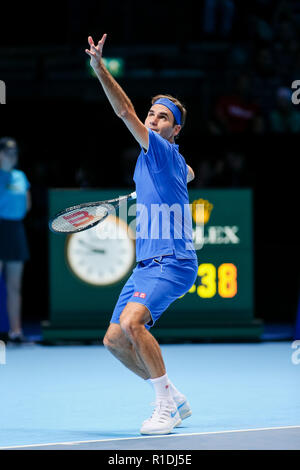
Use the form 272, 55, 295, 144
194, 263, 237, 298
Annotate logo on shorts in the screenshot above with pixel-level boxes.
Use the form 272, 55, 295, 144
134, 292, 146, 299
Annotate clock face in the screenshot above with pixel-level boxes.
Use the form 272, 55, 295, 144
65, 215, 135, 286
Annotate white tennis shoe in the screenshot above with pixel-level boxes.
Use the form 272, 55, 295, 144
140, 400, 182, 435
174, 395, 192, 421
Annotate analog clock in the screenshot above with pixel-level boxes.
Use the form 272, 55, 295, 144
65, 215, 135, 286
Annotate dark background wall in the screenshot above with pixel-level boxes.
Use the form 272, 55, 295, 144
1, 0, 299, 326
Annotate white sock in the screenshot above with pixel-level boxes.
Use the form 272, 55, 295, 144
146, 376, 185, 403
168, 380, 185, 401
150, 373, 173, 402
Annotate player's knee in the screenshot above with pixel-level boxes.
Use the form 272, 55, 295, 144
120, 317, 142, 340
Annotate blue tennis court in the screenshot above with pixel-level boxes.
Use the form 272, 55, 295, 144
0, 340, 299, 450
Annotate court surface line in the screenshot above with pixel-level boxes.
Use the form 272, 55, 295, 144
1, 425, 300, 449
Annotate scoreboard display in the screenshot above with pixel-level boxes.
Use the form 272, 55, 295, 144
43, 188, 262, 343
157, 189, 259, 334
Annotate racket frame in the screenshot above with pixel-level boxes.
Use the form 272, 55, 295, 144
48, 191, 136, 234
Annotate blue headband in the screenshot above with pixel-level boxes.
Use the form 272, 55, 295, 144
153, 98, 182, 125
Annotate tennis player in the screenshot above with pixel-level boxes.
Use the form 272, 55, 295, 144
86, 34, 198, 435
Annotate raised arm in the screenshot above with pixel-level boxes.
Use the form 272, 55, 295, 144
85, 34, 149, 150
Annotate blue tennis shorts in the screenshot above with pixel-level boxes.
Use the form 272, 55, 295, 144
110, 254, 198, 329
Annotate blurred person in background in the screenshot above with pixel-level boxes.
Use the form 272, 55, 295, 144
209, 73, 265, 134
0, 137, 31, 343
202, 0, 235, 38
269, 86, 300, 133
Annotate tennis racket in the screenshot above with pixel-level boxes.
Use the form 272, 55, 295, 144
49, 191, 136, 234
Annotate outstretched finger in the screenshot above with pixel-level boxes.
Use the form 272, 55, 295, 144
88, 36, 95, 47
98, 33, 107, 45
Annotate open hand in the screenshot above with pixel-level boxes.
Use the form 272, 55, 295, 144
85, 34, 107, 71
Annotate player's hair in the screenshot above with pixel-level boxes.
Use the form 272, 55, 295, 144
151, 94, 187, 129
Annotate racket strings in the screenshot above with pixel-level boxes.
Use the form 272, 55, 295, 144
50, 204, 112, 233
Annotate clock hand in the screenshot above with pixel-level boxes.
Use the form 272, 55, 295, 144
78, 240, 106, 253
91, 248, 106, 254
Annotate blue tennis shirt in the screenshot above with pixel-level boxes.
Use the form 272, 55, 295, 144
133, 129, 197, 262
0, 169, 30, 220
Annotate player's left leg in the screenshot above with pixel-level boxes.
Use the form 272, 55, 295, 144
119, 302, 181, 434
104, 321, 191, 423
103, 322, 150, 380
120, 301, 166, 379
105, 273, 152, 379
